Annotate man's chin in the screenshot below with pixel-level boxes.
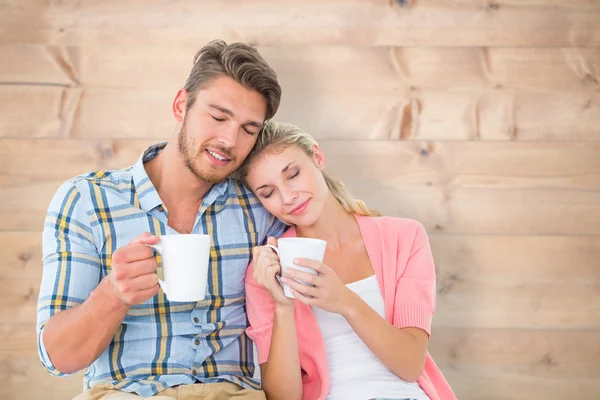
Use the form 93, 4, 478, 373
193, 168, 233, 185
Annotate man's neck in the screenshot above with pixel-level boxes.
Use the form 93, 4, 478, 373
144, 142, 213, 210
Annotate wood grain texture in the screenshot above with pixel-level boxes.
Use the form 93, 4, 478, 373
1, 0, 600, 398
3, 229, 598, 328
443, 370, 600, 400
2, 46, 599, 91
1, 0, 599, 47
1, 325, 84, 399
428, 328, 600, 382
1, 85, 598, 140
2, 139, 599, 234
4, 324, 599, 399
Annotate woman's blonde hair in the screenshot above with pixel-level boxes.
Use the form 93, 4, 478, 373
235, 120, 381, 217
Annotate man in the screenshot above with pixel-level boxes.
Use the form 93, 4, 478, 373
36, 40, 285, 400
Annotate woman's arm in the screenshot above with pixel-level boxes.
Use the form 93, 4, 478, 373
258, 304, 303, 400
284, 267, 428, 383
342, 294, 428, 382
246, 238, 303, 400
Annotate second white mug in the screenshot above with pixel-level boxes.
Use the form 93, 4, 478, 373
266, 237, 327, 298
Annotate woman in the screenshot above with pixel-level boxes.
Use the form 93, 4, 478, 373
236, 121, 455, 400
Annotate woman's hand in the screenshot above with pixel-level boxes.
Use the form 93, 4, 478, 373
252, 237, 294, 307
282, 258, 357, 315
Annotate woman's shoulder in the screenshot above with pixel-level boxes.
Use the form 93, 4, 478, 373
357, 215, 426, 236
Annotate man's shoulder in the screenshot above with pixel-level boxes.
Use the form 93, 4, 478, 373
222, 179, 284, 238
48, 167, 136, 218
224, 179, 263, 208
61, 166, 135, 195
227, 179, 257, 198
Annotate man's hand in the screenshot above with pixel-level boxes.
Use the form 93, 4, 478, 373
108, 232, 161, 306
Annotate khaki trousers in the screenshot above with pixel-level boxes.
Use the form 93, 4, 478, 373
73, 382, 266, 400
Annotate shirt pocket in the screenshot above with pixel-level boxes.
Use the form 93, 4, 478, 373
213, 232, 259, 295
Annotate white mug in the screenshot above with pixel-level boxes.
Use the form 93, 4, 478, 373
147, 234, 212, 302
266, 237, 327, 298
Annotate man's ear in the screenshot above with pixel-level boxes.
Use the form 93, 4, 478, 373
172, 89, 189, 122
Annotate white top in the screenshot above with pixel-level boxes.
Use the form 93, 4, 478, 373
311, 275, 431, 400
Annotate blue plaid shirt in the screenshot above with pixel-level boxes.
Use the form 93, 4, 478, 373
36, 143, 285, 396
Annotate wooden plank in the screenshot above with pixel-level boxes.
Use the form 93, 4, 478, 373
1, 0, 599, 47
0, 0, 53, 46
1, 324, 84, 398
3, 46, 599, 92
1, 85, 599, 140
428, 328, 600, 380
431, 235, 600, 329
1, 139, 599, 235
0, 46, 76, 86
444, 371, 600, 400
0, 86, 81, 138
2, 322, 599, 398
2, 231, 599, 328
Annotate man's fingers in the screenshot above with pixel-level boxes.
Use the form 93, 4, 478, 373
124, 285, 160, 305
267, 236, 277, 247
120, 244, 155, 264
120, 273, 159, 294
113, 258, 157, 280
129, 233, 159, 246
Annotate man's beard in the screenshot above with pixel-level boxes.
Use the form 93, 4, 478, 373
177, 119, 236, 185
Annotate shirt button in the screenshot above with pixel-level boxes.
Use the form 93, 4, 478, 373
192, 369, 197, 376
193, 317, 199, 324
157, 205, 164, 212
194, 339, 200, 346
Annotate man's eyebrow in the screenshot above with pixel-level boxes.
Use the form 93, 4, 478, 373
209, 104, 234, 117
209, 104, 263, 128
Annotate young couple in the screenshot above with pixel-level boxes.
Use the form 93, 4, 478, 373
37, 40, 455, 400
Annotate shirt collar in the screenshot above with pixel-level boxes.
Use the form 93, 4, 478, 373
133, 142, 232, 212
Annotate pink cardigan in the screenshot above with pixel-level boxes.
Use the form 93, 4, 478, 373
245, 216, 456, 400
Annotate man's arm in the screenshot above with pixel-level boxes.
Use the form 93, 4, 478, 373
37, 181, 160, 375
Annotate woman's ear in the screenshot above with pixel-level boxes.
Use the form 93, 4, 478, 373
312, 144, 327, 171
172, 88, 189, 122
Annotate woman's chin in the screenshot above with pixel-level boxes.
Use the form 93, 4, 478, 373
284, 212, 320, 228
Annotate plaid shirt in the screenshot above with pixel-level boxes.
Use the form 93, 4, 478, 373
36, 143, 284, 396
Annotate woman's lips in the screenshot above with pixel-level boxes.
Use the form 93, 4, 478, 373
290, 199, 310, 215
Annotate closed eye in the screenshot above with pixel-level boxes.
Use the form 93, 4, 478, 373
289, 171, 299, 179
262, 190, 275, 199
212, 116, 225, 122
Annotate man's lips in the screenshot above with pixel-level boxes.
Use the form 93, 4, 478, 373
205, 148, 231, 161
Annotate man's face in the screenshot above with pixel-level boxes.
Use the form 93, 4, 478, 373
177, 75, 267, 184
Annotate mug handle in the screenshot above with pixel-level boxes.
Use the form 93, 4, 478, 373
264, 244, 284, 287
146, 243, 169, 296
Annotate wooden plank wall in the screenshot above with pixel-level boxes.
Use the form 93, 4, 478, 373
1, 0, 599, 398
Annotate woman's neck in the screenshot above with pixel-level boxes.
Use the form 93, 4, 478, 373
295, 194, 361, 251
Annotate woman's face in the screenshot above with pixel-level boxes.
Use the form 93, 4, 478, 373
245, 144, 329, 227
